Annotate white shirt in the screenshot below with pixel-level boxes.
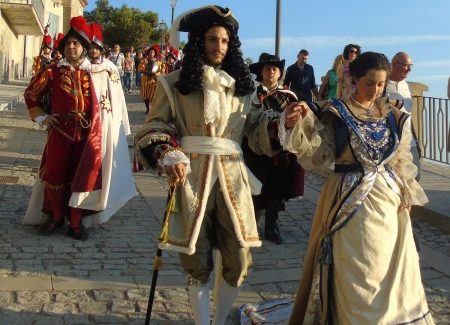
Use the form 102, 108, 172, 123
386, 79, 416, 147
385, 79, 412, 112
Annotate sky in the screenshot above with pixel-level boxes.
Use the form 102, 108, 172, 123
85, 0, 450, 98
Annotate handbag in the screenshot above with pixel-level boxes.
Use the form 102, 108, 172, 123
318, 72, 330, 100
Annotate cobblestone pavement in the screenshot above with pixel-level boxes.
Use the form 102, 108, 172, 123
0, 89, 449, 324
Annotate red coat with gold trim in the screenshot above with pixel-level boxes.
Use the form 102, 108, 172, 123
24, 58, 102, 193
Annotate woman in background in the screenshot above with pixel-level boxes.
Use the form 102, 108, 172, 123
336, 44, 360, 100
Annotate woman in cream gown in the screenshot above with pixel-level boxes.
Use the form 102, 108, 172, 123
283, 52, 434, 324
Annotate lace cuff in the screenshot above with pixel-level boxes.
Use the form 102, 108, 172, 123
34, 114, 48, 128
157, 148, 191, 173
278, 110, 293, 149
285, 108, 324, 157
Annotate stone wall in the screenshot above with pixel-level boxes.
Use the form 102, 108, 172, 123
0, 0, 86, 82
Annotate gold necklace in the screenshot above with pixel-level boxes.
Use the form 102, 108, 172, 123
350, 95, 377, 117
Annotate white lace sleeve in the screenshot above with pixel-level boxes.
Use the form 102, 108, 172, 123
157, 150, 192, 174
277, 110, 292, 149
282, 108, 335, 176
388, 117, 428, 206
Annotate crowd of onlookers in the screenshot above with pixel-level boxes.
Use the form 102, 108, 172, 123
104, 43, 182, 94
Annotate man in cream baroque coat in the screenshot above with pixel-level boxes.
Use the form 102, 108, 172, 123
133, 5, 299, 325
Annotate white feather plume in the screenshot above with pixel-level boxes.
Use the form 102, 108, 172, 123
169, 11, 186, 48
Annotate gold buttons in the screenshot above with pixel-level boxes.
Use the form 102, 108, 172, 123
229, 154, 239, 161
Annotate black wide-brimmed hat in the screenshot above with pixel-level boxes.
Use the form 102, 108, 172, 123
249, 53, 285, 82
169, 5, 238, 47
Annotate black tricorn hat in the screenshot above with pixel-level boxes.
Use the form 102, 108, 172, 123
249, 53, 285, 82
169, 5, 238, 47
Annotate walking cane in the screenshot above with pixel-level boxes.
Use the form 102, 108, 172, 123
145, 182, 177, 325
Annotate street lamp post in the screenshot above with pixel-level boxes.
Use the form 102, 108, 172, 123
158, 20, 168, 53
275, 0, 281, 57
170, 0, 177, 26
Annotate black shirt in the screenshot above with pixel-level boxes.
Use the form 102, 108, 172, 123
283, 63, 316, 102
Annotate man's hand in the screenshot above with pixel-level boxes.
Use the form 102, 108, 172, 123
42, 114, 60, 128
284, 102, 309, 129
164, 162, 187, 184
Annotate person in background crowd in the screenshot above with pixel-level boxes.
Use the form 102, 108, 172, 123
283, 49, 319, 102
336, 43, 361, 100
139, 44, 164, 114
243, 52, 304, 245
123, 49, 135, 94
32, 26, 53, 74
318, 54, 342, 100
23, 16, 100, 241
109, 44, 125, 84
134, 49, 143, 89
51, 33, 65, 65
385, 51, 421, 179
282, 51, 433, 325
133, 5, 294, 324
164, 47, 182, 74
104, 46, 111, 58
130, 46, 136, 58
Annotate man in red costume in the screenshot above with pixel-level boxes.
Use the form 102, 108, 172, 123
24, 16, 102, 240
32, 25, 53, 74
51, 33, 64, 65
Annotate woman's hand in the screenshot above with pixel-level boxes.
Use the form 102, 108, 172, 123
42, 114, 60, 128
284, 102, 309, 129
164, 162, 187, 184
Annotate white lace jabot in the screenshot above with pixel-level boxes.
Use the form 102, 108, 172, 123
202, 65, 235, 125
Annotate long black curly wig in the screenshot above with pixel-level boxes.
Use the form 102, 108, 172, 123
175, 24, 255, 97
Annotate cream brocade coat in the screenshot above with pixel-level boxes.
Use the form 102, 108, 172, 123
134, 69, 279, 255
286, 98, 434, 325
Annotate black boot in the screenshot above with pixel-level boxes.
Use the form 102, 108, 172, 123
265, 208, 283, 244
39, 217, 65, 235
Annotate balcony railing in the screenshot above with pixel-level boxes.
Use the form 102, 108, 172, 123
414, 96, 450, 165
0, 0, 44, 26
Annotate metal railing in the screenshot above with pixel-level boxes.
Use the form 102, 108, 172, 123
0, 0, 45, 25
414, 96, 450, 165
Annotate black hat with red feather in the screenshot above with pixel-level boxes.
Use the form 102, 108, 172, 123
58, 16, 92, 52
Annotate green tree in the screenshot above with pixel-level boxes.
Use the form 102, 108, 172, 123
84, 0, 112, 25
244, 57, 253, 66
85, 1, 160, 50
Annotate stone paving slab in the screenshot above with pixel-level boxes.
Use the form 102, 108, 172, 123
0, 90, 448, 324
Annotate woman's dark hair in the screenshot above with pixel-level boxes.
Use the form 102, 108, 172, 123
175, 24, 255, 97
349, 51, 391, 79
343, 44, 361, 60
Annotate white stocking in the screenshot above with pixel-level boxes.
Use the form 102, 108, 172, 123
212, 281, 240, 325
188, 285, 211, 325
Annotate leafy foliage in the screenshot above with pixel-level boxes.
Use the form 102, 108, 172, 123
244, 57, 254, 66
84, 0, 162, 50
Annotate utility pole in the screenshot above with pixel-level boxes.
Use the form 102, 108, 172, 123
275, 0, 281, 57
170, 0, 177, 25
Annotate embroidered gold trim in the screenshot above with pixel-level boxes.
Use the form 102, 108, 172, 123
165, 154, 210, 247
42, 180, 65, 190
219, 156, 259, 242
